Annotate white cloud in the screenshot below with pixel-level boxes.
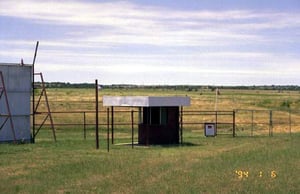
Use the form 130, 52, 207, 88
1, 0, 299, 50
1, 0, 299, 84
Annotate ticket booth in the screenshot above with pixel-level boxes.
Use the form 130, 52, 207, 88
103, 96, 190, 145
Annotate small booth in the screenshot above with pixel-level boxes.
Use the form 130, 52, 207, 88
103, 96, 190, 145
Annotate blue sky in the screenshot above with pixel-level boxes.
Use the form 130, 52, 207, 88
0, 0, 300, 85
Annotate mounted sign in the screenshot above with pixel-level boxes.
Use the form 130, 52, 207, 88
204, 123, 216, 137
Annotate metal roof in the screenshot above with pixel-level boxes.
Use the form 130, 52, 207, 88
103, 96, 190, 107
0, 63, 31, 67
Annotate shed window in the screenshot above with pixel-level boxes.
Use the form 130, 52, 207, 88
160, 108, 168, 125
149, 107, 168, 125
150, 107, 160, 125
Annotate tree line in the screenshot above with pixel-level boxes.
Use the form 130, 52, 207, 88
38, 82, 300, 91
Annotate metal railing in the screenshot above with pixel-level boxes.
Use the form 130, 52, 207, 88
34, 108, 299, 141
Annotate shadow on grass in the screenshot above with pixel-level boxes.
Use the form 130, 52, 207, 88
114, 141, 202, 148
157, 142, 204, 148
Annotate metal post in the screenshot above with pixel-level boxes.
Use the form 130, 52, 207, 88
214, 88, 218, 111
215, 111, 218, 135
138, 107, 142, 124
180, 106, 183, 144
131, 110, 134, 149
251, 110, 254, 137
83, 112, 86, 140
111, 106, 114, 144
107, 108, 110, 152
146, 108, 149, 146
233, 111, 236, 137
95, 79, 99, 149
269, 110, 273, 137
39, 73, 56, 141
289, 110, 292, 136
32, 41, 39, 143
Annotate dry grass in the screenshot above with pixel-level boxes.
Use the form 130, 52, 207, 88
33, 87, 300, 136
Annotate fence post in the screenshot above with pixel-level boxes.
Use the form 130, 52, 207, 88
83, 112, 86, 140
107, 108, 110, 152
95, 79, 99, 149
131, 110, 134, 149
233, 110, 236, 137
289, 110, 292, 136
180, 106, 183, 144
111, 106, 114, 144
215, 111, 218, 134
251, 110, 254, 137
269, 110, 273, 137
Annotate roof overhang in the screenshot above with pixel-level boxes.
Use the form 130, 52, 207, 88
0, 63, 32, 67
103, 96, 190, 107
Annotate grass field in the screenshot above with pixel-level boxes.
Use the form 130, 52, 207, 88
1, 88, 300, 193
1, 131, 299, 193
40, 87, 300, 135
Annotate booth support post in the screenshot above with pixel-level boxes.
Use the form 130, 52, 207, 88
95, 79, 99, 149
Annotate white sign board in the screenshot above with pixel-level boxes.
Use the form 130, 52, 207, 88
204, 123, 216, 137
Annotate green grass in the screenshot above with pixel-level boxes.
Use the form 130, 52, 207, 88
0, 129, 299, 193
